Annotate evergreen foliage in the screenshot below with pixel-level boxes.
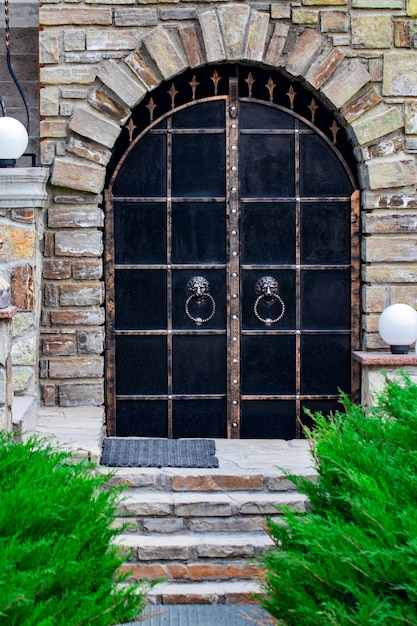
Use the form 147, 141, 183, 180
0, 433, 147, 626
261, 373, 417, 625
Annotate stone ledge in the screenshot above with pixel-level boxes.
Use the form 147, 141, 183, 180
352, 350, 417, 366
0, 168, 49, 209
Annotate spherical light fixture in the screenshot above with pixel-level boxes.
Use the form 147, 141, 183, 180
0, 116, 28, 168
378, 303, 417, 354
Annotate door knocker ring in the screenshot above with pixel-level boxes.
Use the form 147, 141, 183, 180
185, 276, 216, 326
254, 276, 285, 326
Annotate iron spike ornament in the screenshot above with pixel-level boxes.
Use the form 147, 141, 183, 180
125, 118, 136, 143
146, 97, 157, 122
189, 75, 200, 101
286, 85, 297, 110
330, 119, 341, 144
245, 72, 255, 98
266, 77, 276, 102
308, 98, 319, 124
168, 84, 179, 109
210, 70, 221, 96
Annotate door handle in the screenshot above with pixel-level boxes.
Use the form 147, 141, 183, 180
185, 276, 216, 326
254, 276, 285, 326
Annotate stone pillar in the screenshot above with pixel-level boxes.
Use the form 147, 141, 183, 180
353, 351, 417, 406
0, 306, 18, 431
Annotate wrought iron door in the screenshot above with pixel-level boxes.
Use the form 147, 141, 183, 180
105, 67, 359, 439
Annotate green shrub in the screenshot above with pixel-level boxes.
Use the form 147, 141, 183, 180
0, 433, 147, 626
261, 373, 417, 625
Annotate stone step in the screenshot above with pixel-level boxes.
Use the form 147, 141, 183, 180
123, 558, 264, 584
119, 513, 282, 535
118, 532, 274, 562
145, 580, 263, 605
106, 468, 306, 493
117, 490, 307, 518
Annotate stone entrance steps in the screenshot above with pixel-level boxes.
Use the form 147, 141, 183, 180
107, 464, 311, 605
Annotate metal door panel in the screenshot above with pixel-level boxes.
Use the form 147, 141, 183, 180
106, 65, 360, 438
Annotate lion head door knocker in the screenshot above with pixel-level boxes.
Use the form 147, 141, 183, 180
185, 276, 216, 326
254, 276, 285, 327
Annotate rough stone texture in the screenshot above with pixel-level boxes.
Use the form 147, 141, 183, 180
97, 59, 147, 108
69, 104, 120, 149
51, 156, 106, 194
342, 86, 382, 123
321, 57, 372, 109
285, 28, 326, 77
199, 10, 226, 63
351, 104, 403, 145
383, 51, 417, 96
141, 25, 188, 79
351, 14, 392, 48
363, 153, 417, 189
178, 26, 206, 67
244, 10, 269, 61
217, 5, 250, 60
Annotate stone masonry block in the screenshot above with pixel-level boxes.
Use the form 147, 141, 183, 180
88, 87, 130, 124
59, 283, 103, 306
303, 0, 346, 5
114, 8, 157, 26
0, 224, 35, 263
124, 52, 161, 90
172, 474, 263, 491
285, 28, 326, 78
58, 382, 104, 406
55, 231, 103, 257
40, 120, 68, 138
178, 26, 206, 68
42, 335, 77, 356
40, 7, 112, 25
11, 334, 36, 366
351, 14, 392, 49
50, 308, 105, 325
244, 10, 269, 62
48, 356, 103, 378
48, 206, 103, 228
383, 51, 417, 96
405, 101, 417, 134
138, 544, 189, 561
362, 153, 417, 189
86, 30, 137, 51
321, 58, 371, 109
43, 260, 72, 280
141, 25, 188, 79
363, 209, 417, 234
292, 9, 319, 25
353, 0, 401, 6
72, 260, 103, 280
320, 10, 348, 32
196, 543, 255, 559
264, 22, 290, 67
70, 104, 120, 149
364, 235, 417, 262
11, 264, 34, 311
39, 31, 60, 64
40, 87, 59, 116
174, 500, 231, 517
51, 156, 105, 194
64, 31, 86, 52
199, 10, 226, 63
363, 263, 417, 284
305, 47, 345, 88
217, 5, 250, 60
97, 59, 147, 109
77, 329, 104, 354
40, 65, 97, 86
351, 104, 403, 146
67, 135, 112, 166
362, 285, 387, 313
342, 86, 382, 123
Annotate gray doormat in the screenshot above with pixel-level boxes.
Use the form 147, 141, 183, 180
118, 604, 274, 625
100, 438, 219, 468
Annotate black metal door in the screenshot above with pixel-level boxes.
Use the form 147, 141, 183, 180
105, 68, 359, 439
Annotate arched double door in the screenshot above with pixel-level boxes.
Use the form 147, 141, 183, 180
105, 66, 360, 439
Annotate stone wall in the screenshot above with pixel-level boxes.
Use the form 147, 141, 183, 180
35, 0, 417, 407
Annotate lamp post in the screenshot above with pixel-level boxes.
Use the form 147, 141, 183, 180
378, 303, 417, 354
0, 0, 30, 167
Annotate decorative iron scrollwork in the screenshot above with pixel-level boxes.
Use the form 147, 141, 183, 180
185, 276, 216, 326
254, 276, 285, 326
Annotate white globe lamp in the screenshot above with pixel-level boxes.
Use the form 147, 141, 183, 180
378, 303, 417, 354
0, 116, 29, 168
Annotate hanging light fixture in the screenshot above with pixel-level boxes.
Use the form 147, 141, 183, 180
0, 0, 30, 167
378, 303, 417, 354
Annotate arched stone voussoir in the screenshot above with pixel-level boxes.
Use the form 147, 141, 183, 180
51, 155, 106, 195
141, 25, 189, 81
97, 58, 148, 110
